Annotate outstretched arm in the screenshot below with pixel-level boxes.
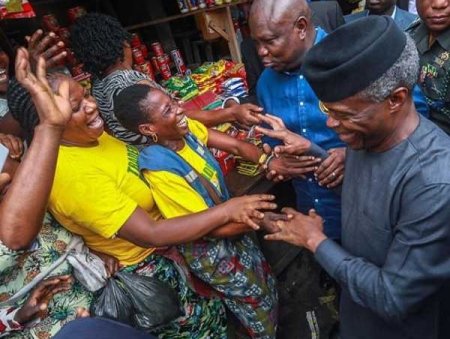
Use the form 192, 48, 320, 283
0, 49, 71, 250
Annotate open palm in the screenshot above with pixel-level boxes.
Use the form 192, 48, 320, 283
15, 48, 71, 129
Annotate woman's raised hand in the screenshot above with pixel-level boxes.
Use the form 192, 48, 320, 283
15, 47, 71, 130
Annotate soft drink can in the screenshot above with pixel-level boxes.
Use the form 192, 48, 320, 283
130, 33, 142, 48
151, 56, 160, 72
132, 47, 145, 64
150, 42, 164, 57
206, 0, 215, 7
140, 44, 149, 59
137, 60, 155, 80
198, 0, 207, 8
170, 49, 187, 75
156, 55, 172, 80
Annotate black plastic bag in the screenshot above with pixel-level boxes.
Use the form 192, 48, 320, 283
91, 272, 182, 332
116, 271, 182, 331
90, 278, 134, 325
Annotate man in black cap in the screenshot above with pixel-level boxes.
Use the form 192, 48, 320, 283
258, 16, 450, 339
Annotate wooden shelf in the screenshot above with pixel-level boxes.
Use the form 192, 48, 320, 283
125, 0, 248, 31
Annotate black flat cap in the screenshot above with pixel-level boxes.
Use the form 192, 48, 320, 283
302, 16, 406, 102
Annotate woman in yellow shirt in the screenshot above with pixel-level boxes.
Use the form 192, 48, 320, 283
114, 84, 280, 339
11, 71, 277, 338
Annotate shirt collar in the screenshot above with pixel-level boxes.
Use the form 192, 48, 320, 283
391, 6, 397, 20
415, 21, 450, 53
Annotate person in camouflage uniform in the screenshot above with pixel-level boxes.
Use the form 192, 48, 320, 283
407, 0, 450, 134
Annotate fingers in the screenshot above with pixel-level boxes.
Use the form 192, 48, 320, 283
26, 29, 44, 49
255, 125, 286, 140
34, 32, 57, 56
243, 215, 262, 230
315, 155, 334, 177
243, 103, 263, 112
281, 207, 300, 216
0, 135, 23, 159
264, 230, 289, 242
265, 212, 290, 221
36, 56, 48, 84
252, 201, 277, 211
257, 113, 286, 129
262, 143, 272, 155
57, 78, 70, 101
76, 307, 90, 318
0, 173, 11, 190
325, 173, 344, 188
46, 49, 67, 70
316, 161, 343, 186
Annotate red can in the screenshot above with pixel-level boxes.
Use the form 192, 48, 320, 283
170, 49, 187, 75
132, 47, 145, 65
130, 33, 141, 48
67, 6, 87, 24
206, 0, 215, 7
151, 56, 160, 72
150, 42, 164, 57
42, 14, 60, 32
140, 44, 149, 59
156, 55, 172, 80
136, 60, 155, 81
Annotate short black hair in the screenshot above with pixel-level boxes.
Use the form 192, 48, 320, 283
70, 13, 131, 78
114, 84, 154, 134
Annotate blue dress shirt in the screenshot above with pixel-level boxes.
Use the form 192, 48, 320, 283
257, 28, 343, 239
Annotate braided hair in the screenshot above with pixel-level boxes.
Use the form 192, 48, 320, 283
70, 13, 131, 78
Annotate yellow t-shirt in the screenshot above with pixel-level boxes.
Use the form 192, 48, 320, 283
143, 119, 221, 218
49, 133, 161, 266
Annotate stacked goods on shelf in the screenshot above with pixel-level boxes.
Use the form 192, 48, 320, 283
131, 34, 156, 81
209, 124, 263, 176
234, 127, 263, 176
165, 76, 199, 101
0, 0, 35, 19
176, 0, 240, 13
132, 35, 189, 83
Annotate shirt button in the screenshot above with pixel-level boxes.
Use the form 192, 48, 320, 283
314, 198, 319, 203
299, 75, 304, 80
299, 101, 304, 106
302, 128, 307, 133
308, 178, 313, 182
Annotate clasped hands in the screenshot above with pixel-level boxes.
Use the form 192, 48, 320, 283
256, 114, 345, 188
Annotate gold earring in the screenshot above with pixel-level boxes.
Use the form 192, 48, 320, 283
150, 132, 158, 143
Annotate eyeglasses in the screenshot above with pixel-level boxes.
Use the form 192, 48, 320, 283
319, 100, 375, 123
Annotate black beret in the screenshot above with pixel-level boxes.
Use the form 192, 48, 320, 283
302, 16, 406, 102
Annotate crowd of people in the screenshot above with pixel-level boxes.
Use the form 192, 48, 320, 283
0, 0, 449, 338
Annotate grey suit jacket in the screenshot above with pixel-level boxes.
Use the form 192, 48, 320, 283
344, 6, 417, 30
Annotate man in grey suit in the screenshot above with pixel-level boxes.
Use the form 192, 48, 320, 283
345, 0, 417, 30
259, 16, 450, 339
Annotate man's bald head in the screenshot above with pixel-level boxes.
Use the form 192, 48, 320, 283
249, 0, 314, 72
250, 0, 311, 28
